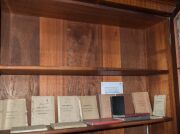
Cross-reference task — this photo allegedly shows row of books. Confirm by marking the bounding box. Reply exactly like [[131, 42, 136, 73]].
[[10, 118, 124, 133], [0, 92, 166, 133]]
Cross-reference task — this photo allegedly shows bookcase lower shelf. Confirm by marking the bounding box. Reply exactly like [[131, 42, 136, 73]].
[[1, 117, 172, 134]]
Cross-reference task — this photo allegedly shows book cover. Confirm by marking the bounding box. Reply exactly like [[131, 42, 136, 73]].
[[51, 122, 87, 130], [84, 118, 124, 126], [123, 94, 135, 115], [132, 92, 152, 114], [11, 125, 48, 133], [123, 114, 150, 121], [58, 96, 82, 123], [31, 96, 55, 125], [114, 113, 150, 121], [153, 95, 166, 117], [79, 96, 99, 120], [97, 94, 112, 118], [3, 99, 28, 130], [110, 96, 125, 118]]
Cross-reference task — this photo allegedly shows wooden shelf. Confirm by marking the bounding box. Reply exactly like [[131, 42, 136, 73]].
[[0, 65, 168, 76], [2, 0, 165, 28], [1, 117, 172, 134], [76, 0, 176, 15]]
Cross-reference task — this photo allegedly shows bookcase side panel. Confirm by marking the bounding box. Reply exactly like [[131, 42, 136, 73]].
[[146, 21, 176, 134]]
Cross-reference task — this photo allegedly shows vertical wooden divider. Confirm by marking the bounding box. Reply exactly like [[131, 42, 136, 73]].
[[62, 20, 102, 96], [120, 28, 148, 134], [40, 17, 64, 123], [101, 25, 124, 134]]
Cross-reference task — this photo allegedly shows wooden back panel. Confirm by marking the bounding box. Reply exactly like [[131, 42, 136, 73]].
[[0, 9, 176, 134]]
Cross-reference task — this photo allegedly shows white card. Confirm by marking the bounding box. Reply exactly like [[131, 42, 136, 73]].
[[101, 82, 123, 94]]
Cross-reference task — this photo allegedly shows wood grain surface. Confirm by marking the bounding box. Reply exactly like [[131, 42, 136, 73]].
[[146, 20, 177, 134], [0, 1, 177, 133], [0, 13, 39, 125], [4, 0, 164, 28], [104, 0, 175, 13]]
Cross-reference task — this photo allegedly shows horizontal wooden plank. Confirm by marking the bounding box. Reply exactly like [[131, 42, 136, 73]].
[[3, 0, 165, 28], [74, 0, 176, 15], [0, 65, 168, 76], [103, 0, 176, 13], [1, 117, 172, 134]]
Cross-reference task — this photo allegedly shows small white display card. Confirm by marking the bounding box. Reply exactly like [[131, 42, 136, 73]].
[[101, 82, 123, 94]]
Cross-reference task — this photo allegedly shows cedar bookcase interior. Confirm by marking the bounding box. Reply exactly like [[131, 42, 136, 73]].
[[0, 0, 177, 134]]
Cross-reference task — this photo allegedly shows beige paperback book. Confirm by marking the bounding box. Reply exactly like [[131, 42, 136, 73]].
[[132, 92, 152, 114], [152, 95, 166, 117], [1, 99, 28, 130], [57, 96, 82, 123], [31, 96, 55, 125], [97, 94, 112, 118], [79, 96, 99, 120]]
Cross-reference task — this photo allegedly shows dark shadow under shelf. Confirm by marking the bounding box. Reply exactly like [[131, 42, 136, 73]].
[[0, 65, 169, 76]]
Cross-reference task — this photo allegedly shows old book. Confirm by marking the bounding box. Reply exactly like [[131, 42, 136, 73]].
[[79, 96, 99, 120], [57, 96, 82, 123], [116, 113, 150, 121], [124, 94, 135, 115], [132, 92, 152, 114], [3, 99, 28, 130], [110, 96, 125, 118], [150, 115, 163, 119], [51, 122, 87, 130], [97, 94, 112, 118], [84, 118, 123, 126], [31, 96, 55, 125], [153, 95, 166, 117], [10, 125, 48, 133]]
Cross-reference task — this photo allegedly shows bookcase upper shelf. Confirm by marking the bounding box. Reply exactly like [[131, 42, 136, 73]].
[[3, 0, 165, 28], [0, 65, 168, 76]]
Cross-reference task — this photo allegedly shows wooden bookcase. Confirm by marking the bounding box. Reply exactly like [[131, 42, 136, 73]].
[[0, 0, 178, 134]]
